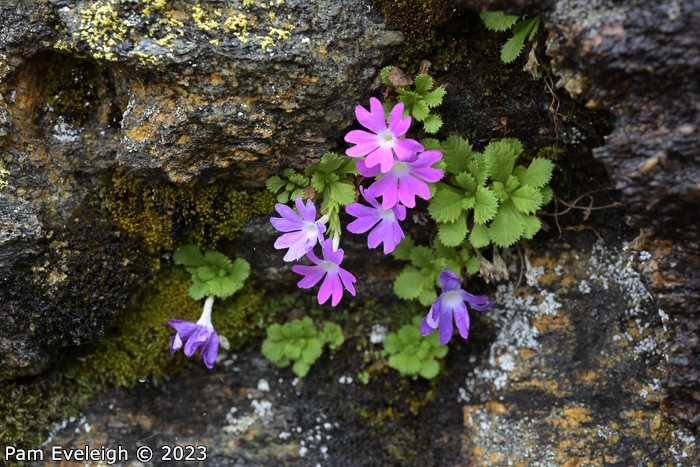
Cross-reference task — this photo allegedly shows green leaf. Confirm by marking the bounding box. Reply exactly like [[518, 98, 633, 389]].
[[505, 174, 521, 193], [301, 338, 324, 365], [418, 288, 438, 306], [285, 343, 302, 360], [437, 212, 468, 247], [383, 333, 402, 355], [428, 184, 466, 223], [322, 322, 345, 349], [328, 180, 357, 206], [521, 213, 542, 239], [261, 338, 287, 365], [469, 223, 491, 249], [422, 113, 443, 134], [391, 235, 415, 261], [474, 186, 499, 224], [266, 323, 284, 341], [173, 244, 207, 267], [411, 100, 430, 121], [207, 276, 238, 298], [501, 16, 540, 63], [465, 255, 482, 275], [421, 138, 442, 151], [409, 245, 435, 269], [511, 185, 543, 214], [419, 359, 440, 379], [194, 265, 216, 282], [441, 135, 472, 175], [228, 258, 251, 288], [432, 342, 448, 358], [394, 268, 434, 301], [454, 172, 477, 193], [480, 11, 520, 32], [188, 280, 209, 301], [266, 175, 286, 193], [483, 139, 520, 184], [379, 65, 393, 86], [389, 352, 422, 376], [204, 250, 233, 271], [489, 201, 525, 247], [413, 74, 434, 94], [292, 359, 311, 378], [423, 87, 446, 108], [540, 186, 553, 205], [518, 157, 555, 188]]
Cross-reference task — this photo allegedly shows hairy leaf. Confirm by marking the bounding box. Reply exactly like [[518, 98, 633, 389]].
[[422, 113, 443, 134], [423, 86, 446, 108], [413, 74, 434, 94], [469, 223, 491, 249], [519, 157, 554, 188], [489, 201, 525, 247], [173, 244, 207, 267], [511, 185, 543, 214], [437, 212, 468, 247], [480, 11, 520, 32], [474, 186, 499, 224], [428, 184, 467, 223], [441, 135, 473, 175]]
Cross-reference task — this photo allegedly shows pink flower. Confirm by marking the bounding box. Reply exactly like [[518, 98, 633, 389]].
[[345, 97, 424, 173], [357, 149, 444, 209], [270, 196, 327, 262], [292, 239, 356, 306], [420, 271, 494, 345], [346, 187, 406, 254]]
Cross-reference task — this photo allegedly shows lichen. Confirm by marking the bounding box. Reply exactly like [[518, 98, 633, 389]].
[[106, 167, 276, 254], [73, 266, 270, 387]]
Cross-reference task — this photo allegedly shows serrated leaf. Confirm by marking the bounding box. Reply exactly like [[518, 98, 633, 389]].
[[441, 135, 472, 175], [511, 185, 543, 214], [328, 180, 357, 206], [173, 244, 207, 267], [204, 250, 233, 270], [432, 342, 448, 358], [409, 245, 435, 270], [285, 343, 302, 360], [437, 212, 468, 247], [394, 267, 433, 300], [391, 235, 415, 261], [383, 334, 401, 355], [418, 288, 438, 306], [411, 100, 430, 121], [301, 338, 324, 365], [379, 65, 393, 86], [322, 322, 345, 349], [421, 138, 441, 151], [474, 186, 499, 224], [413, 74, 434, 94], [389, 353, 422, 376], [480, 11, 520, 32], [433, 236, 457, 259], [261, 338, 286, 365], [207, 276, 238, 298], [540, 186, 553, 205], [501, 16, 539, 63], [423, 86, 446, 108], [396, 88, 421, 107], [454, 172, 477, 193], [428, 185, 466, 223], [266, 323, 284, 341], [460, 196, 476, 211], [469, 223, 491, 249], [422, 113, 443, 134], [195, 265, 216, 282], [292, 359, 311, 378], [519, 157, 554, 188], [483, 139, 520, 184], [505, 174, 520, 193], [489, 201, 525, 247], [419, 359, 440, 379], [466, 255, 482, 275], [521, 213, 542, 239], [266, 175, 286, 193], [189, 280, 209, 301]]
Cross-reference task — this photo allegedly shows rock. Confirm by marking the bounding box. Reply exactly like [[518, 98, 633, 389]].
[[0, 196, 42, 269]]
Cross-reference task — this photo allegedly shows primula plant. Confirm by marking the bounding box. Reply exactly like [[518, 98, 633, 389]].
[[167, 244, 251, 368], [261, 317, 345, 378], [262, 65, 554, 379], [480, 11, 541, 63], [383, 316, 448, 380]]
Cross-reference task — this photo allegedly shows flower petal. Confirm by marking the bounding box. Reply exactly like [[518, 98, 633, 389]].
[[200, 331, 219, 369], [452, 303, 470, 339], [438, 304, 454, 345], [439, 270, 462, 292], [355, 97, 388, 134], [387, 102, 411, 136], [293, 264, 326, 288], [393, 137, 424, 161], [183, 326, 209, 357]]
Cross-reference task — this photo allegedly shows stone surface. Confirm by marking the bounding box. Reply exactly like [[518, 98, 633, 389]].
[[22, 240, 698, 466], [0, 0, 401, 380]]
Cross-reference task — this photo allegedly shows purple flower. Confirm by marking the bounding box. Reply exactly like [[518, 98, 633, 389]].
[[420, 270, 494, 345], [292, 238, 356, 306], [346, 187, 406, 254], [357, 149, 444, 209], [345, 97, 424, 173], [168, 296, 219, 368], [270, 196, 327, 262]]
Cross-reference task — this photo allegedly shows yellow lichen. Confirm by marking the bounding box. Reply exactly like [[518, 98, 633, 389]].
[[192, 4, 220, 31], [0, 167, 9, 190]]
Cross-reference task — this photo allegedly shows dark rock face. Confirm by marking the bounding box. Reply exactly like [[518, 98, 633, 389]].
[[0, 0, 401, 380], [467, 0, 700, 432]]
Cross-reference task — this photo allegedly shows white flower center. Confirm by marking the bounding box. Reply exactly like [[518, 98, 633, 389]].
[[378, 130, 395, 147], [390, 161, 410, 177], [302, 220, 319, 238], [321, 261, 339, 274], [442, 290, 463, 309]]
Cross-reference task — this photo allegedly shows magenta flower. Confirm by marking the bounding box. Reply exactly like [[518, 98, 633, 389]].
[[270, 196, 327, 262], [168, 296, 219, 368], [357, 149, 444, 209], [420, 271, 494, 345], [292, 238, 356, 306], [345, 97, 424, 173], [346, 187, 406, 254]]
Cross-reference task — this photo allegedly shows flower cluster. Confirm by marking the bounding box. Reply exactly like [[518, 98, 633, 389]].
[[270, 196, 356, 306]]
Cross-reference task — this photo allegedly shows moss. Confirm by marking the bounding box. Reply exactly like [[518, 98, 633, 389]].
[[74, 265, 270, 387], [106, 167, 276, 254], [371, 0, 452, 72], [42, 53, 103, 125], [0, 372, 93, 466]]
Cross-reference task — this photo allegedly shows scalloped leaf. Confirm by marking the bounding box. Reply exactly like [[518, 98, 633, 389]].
[[488, 201, 524, 247], [480, 11, 520, 32], [474, 186, 499, 224], [511, 185, 543, 214], [173, 244, 207, 267], [441, 135, 473, 175], [437, 212, 468, 247], [519, 157, 555, 188], [422, 113, 443, 134], [428, 185, 467, 223]]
